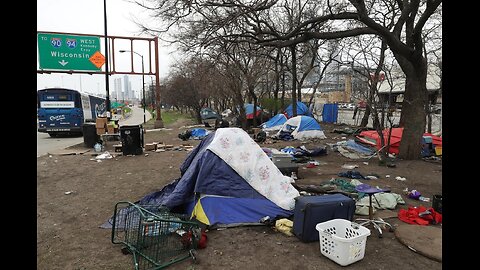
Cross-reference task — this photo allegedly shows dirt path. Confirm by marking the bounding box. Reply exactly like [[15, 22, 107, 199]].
[[37, 119, 442, 270]]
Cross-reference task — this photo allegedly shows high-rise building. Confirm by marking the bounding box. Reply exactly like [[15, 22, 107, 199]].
[[123, 75, 131, 102], [113, 77, 122, 101]]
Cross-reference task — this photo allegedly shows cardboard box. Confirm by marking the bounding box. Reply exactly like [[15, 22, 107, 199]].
[[107, 126, 115, 134], [96, 128, 106, 135], [96, 117, 108, 129], [145, 143, 157, 151]]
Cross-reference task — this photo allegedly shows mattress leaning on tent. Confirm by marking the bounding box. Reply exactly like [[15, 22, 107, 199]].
[[103, 127, 300, 228], [276, 115, 327, 140]]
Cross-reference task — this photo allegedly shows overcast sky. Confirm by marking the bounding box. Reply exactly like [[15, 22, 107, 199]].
[[37, 0, 178, 98]]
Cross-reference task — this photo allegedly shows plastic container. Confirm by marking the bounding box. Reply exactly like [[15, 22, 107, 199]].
[[120, 125, 144, 155], [432, 194, 442, 213], [316, 219, 371, 266], [82, 122, 99, 148]]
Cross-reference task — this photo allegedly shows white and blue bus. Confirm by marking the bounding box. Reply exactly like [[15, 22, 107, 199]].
[[37, 88, 106, 136]]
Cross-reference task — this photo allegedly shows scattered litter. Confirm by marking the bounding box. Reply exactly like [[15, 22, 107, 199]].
[[342, 164, 358, 169], [306, 163, 316, 168], [386, 175, 391, 178], [49, 155, 52, 158], [419, 196, 430, 202], [363, 162, 369, 165], [407, 189, 421, 199], [94, 143, 103, 152], [155, 149, 166, 152], [395, 176, 407, 181], [365, 175, 378, 180], [169, 166, 173, 169], [291, 172, 298, 181], [309, 161, 320, 166], [95, 151, 113, 160], [387, 163, 397, 168], [275, 218, 294, 236], [64, 191, 73, 195], [126, 172, 132, 175], [145, 153, 149, 157], [96, 160, 102, 162]]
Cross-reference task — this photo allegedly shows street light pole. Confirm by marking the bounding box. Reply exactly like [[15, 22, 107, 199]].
[[119, 50, 146, 125], [140, 54, 146, 125]]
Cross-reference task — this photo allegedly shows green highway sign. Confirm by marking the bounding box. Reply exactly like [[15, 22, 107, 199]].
[[37, 33, 103, 71]]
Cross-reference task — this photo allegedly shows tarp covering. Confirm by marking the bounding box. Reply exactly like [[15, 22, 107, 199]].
[[188, 195, 292, 226], [190, 128, 209, 139], [284, 101, 312, 118], [244, 104, 262, 119], [322, 103, 338, 123], [106, 128, 299, 227], [277, 115, 326, 140], [260, 114, 287, 131], [356, 128, 442, 155]]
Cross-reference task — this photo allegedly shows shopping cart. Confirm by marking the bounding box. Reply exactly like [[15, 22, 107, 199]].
[[111, 201, 201, 270]]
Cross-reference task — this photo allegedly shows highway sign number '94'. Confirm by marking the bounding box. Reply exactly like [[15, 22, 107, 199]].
[[38, 33, 103, 71]]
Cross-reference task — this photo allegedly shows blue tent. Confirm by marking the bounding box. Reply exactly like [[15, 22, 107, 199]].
[[277, 115, 326, 140], [105, 128, 299, 228], [284, 101, 312, 118], [244, 103, 262, 119], [260, 114, 287, 130]]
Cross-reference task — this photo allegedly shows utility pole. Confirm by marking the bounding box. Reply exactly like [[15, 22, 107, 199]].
[[103, 0, 111, 118]]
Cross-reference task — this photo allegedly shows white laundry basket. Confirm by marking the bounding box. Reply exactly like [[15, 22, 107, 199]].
[[316, 219, 371, 266]]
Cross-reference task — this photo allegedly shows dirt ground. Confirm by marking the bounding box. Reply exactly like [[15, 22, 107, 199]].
[[37, 118, 442, 270]]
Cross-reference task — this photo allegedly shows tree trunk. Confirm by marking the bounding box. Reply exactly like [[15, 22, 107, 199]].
[[360, 105, 370, 127], [398, 67, 428, 159], [249, 84, 258, 127], [290, 46, 298, 116], [274, 53, 280, 115]]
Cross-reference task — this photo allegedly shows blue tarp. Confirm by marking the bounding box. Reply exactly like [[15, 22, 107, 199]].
[[190, 128, 209, 139], [261, 114, 287, 129], [284, 101, 312, 118], [322, 103, 338, 123], [345, 139, 374, 155]]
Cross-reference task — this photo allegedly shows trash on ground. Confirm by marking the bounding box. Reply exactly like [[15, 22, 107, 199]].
[[395, 176, 407, 181], [342, 164, 359, 169], [95, 151, 113, 160], [64, 191, 73, 195], [275, 218, 294, 236]]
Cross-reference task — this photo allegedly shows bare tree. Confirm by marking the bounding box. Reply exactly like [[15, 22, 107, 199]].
[[136, 0, 441, 159]]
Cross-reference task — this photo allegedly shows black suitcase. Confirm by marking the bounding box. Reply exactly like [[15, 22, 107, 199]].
[[293, 194, 355, 242]]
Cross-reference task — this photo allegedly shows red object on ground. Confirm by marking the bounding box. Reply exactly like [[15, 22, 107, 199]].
[[356, 128, 442, 154], [398, 205, 442, 225], [182, 230, 208, 249]]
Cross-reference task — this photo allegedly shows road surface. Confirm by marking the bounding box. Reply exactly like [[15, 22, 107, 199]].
[[37, 106, 152, 157]]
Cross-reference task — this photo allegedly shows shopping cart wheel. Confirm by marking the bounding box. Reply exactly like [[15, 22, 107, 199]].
[[190, 249, 199, 264], [121, 246, 132, 255]]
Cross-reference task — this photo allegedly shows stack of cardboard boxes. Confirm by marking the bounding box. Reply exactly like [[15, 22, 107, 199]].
[[96, 117, 119, 135]]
